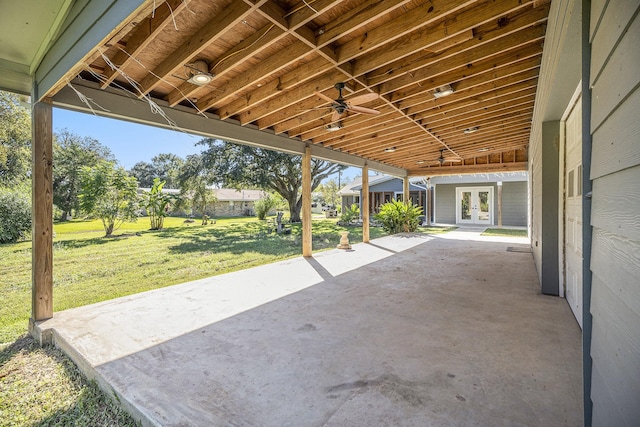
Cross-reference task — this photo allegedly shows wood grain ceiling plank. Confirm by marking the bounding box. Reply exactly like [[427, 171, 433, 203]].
[[315, 0, 414, 46], [432, 114, 532, 138], [292, 106, 398, 139], [425, 107, 535, 139], [241, 69, 346, 126], [354, 0, 536, 79], [219, 56, 333, 120], [396, 57, 540, 110], [196, 40, 312, 110], [405, 78, 538, 118], [138, 0, 258, 95], [363, 2, 549, 86], [166, 23, 285, 106], [320, 118, 419, 150], [336, 0, 476, 64], [379, 24, 546, 96], [286, 0, 344, 30], [419, 91, 536, 125], [331, 126, 426, 152], [101, 0, 188, 89]]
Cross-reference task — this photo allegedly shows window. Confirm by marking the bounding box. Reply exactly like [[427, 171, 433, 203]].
[[568, 169, 574, 198], [577, 164, 582, 196]]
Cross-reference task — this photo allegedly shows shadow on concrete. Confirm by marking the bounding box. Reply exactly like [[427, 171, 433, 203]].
[[37, 234, 582, 426]]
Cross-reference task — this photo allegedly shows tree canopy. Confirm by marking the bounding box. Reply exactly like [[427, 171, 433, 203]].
[[0, 92, 31, 186], [129, 153, 184, 188], [197, 139, 344, 222], [53, 129, 114, 220], [79, 161, 139, 236]]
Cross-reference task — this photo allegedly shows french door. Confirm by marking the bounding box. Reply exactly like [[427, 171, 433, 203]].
[[456, 187, 493, 225]]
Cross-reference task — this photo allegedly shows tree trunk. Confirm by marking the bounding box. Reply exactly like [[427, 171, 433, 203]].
[[289, 199, 301, 222]]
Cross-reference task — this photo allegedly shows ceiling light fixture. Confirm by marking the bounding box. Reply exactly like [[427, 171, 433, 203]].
[[186, 60, 213, 85], [325, 122, 342, 131], [416, 160, 425, 164], [463, 126, 479, 134], [478, 147, 490, 152], [433, 84, 455, 98], [384, 147, 397, 153]]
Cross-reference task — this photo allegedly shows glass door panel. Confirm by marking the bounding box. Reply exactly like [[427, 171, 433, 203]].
[[477, 191, 490, 221], [461, 191, 472, 220]]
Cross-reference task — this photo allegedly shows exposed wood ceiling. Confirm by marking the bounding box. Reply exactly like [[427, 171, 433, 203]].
[[74, 0, 550, 176]]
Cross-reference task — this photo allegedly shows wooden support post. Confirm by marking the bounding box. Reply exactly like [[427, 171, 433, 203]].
[[497, 182, 503, 227], [403, 177, 410, 203], [362, 165, 369, 243], [302, 145, 312, 257], [32, 101, 54, 322], [426, 181, 432, 226]]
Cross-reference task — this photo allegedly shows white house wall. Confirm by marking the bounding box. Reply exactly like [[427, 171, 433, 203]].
[[589, 0, 640, 424]]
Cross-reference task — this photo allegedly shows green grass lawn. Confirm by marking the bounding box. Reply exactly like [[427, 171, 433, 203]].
[[481, 228, 528, 238], [0, 216, 452, 426]]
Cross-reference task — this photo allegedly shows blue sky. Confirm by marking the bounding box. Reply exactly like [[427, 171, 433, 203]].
[[53, 108, 359, 182]]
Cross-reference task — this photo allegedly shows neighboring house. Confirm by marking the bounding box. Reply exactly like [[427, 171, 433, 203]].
[[208, 188, 267, 217], [138, 187, 267, 217], [336, 177, 362, 211], [343, 172, 528, 227]]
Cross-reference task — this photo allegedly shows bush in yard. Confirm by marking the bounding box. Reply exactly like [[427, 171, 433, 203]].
[[340, 203, 360, 223], [140, 178, 176, 230], [0, 186, 31, 243], [374, 199, 423, 234], [254, 194, 278, 220]]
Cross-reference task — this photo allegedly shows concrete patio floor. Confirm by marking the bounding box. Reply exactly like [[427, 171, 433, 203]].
[[34, 228, 583, 426]]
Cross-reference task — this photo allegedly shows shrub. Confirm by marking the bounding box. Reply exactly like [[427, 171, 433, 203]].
[[340, 203, 360, 223], [254, 194, 278, 220], [0, 186, 32, 243], [374, 199, 423, 234]]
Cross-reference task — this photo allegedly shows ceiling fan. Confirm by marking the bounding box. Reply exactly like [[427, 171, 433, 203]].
[[314, 82, 380, 124], [433, 148, 462, 165]]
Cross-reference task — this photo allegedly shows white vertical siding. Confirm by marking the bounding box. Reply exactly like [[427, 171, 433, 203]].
[[589, 1, 640, 424]]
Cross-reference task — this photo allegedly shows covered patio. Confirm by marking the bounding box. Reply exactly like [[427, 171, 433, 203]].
[[34, 230, 582, 426]]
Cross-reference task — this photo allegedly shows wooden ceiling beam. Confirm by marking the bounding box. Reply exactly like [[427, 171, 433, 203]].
[[363, 2, 549, 86], [100, 0, 188, 89], [314, 0, 414, 46], [379, 25, 546, 96], [406, 78, 538, 118], [397, 60, 540, 111], [336, 0, 476, 64], [432, 114, 532, 138], [166, 23, 286, 106], [294, 107, 399, 140], [409, 161, 528, 177], [355, 0, 537, 78], [196, 40, 312, 110], [333, 127, 428, 154], [419, 89, 536, 124], [218, 56, 334, 120], [138, 0, 259, 95]]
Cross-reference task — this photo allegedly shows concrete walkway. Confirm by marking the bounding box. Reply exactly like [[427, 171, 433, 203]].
[[35, 228, 582, 426]]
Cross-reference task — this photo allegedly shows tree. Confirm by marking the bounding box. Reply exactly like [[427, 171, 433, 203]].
[[53, 129, 114, 220], [317, 178, 340, 207], [198, 139, 345, 222], [140, 178, 176, 230], [0, 184, 31, 243], [177, 154, 216, 225], [79, 161, 139, 236], [0, 92, 31, 186], [129, 153, 184, 189], [129, 161, 156, 188]]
